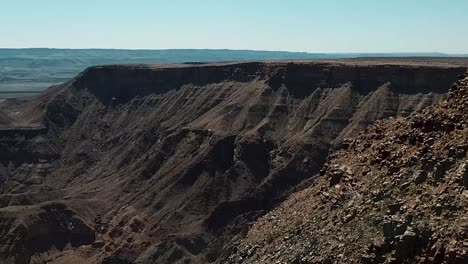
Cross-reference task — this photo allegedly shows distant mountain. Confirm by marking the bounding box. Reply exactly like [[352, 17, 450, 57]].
[[0, 49, 329, 73], [0, 49, 466, 99]]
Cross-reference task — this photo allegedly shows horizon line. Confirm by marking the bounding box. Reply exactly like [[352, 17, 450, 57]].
[[0, 47, 467, 55]]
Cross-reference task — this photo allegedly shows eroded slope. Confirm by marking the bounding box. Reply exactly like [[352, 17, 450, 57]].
[[0, 60, 466, 263], [225, 73, 468, 263]]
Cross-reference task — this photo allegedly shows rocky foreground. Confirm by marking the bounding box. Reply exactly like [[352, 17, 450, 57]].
[[225, 73, 468, 263], [0, 59, 467, 263]]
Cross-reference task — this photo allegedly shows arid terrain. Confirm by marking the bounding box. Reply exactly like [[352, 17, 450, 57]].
[[224, 67, 468, 264], [0, 58, 467, 263], [0, 49, 330, 100]]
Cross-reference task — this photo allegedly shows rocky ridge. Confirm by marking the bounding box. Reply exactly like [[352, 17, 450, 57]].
[[225, 73, 468, 263]]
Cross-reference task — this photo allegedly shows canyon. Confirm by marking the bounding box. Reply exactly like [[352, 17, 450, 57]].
[[225, 68, 468, 264], [0, 59, 467, 263]]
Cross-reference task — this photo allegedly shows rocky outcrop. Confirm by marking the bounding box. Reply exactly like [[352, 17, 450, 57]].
[[224, 72, 468, 263], [0, 59, 466, 263], [0, 201, 96, 264]]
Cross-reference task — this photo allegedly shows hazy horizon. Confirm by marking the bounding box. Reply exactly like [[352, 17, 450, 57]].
[[2, 0, 468, 53], [0, 48, 467, 56]]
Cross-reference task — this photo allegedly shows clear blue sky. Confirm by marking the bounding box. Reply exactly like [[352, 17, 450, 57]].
[[1, 0, 467, 53]]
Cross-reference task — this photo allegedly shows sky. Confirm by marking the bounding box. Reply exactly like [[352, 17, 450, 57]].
[[1, 0, 468, 53]]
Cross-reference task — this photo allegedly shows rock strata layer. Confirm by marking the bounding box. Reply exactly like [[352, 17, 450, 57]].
[[225, 71, 468, 263], [0, 59, 466, 263]]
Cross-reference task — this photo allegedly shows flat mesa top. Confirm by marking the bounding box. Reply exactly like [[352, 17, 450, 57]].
[[93, 57, 468, 70]]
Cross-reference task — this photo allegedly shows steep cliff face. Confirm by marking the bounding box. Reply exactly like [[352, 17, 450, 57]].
[[225, 72, 468, 264], [0, 60, 466, 263]]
